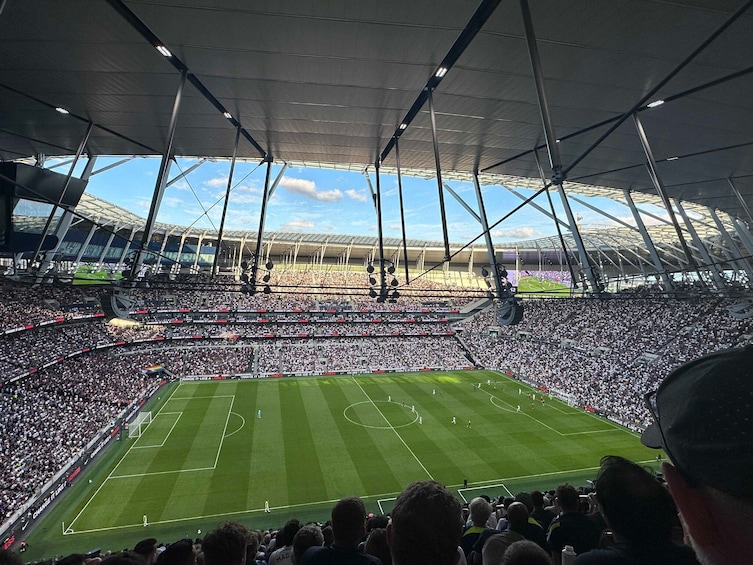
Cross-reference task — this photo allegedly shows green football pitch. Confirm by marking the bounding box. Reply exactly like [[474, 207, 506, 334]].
[[23, 371, 659, 560]]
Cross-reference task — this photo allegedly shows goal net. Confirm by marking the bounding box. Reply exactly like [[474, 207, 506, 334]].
[[128, 411, 153, 439]]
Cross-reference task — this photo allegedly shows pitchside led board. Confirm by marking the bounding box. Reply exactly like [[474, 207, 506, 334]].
[[0, 162, 88, 253]]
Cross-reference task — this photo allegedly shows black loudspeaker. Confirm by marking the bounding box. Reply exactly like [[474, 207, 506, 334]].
[[99, 289, 135, 320], [497, 300, 524, 326]]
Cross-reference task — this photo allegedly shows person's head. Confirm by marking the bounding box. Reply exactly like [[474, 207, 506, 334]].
[[530, 490, 545, 510], [292, 525, 324, 562], [513, 492, 533, 513], [387, 480, 462, 565], [505, 502, 529, 532], [641, 346, 753, 565], [555, 484, 579, 513], [321, 525, 334, 546], [202, 521, 251, 565], [133, 538, 158, 565], [99, 552, 145, 565], [276, 519, 301, 548], [468, 497, 492, 527], [595, 455, 678, 543], [331, 497, 367, 547], [499, 540, 550, 565], [366, 514, 389, 531], [364, 528, 391, 565], [56, 554, 87, 565], [156, 540, 195, 565], [245, 531, 260, 564]]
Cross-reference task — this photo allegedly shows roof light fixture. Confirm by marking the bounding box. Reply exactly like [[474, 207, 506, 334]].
[[55, 107, 69, 114], [646, 99, 665, 108], [223, 112, 233, 120], [156, 45, 172, 57], [399, 123, 407, 130], [667, 156, 679, 161], [435, 66, 448, 78]]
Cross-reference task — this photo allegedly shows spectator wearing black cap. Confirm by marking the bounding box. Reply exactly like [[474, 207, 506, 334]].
[[574, 455, 698, 564], [641, 346, 753, 565]]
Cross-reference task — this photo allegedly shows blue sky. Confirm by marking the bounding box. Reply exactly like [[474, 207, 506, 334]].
[[57, 156, 669, 245]]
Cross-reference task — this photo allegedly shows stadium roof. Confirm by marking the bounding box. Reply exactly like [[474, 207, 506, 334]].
[[1, 0, 753, 224]]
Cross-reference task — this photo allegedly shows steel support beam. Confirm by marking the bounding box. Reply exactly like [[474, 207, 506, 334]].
[[75, 222, 98, 263], [563, 0, 753, 177], [92, 156, 136, 176], [212, 127, 241, 278], [503, 186, 570, 230], [734, 218, 753, 260], [728, 177, 753, 226], [362, 169, 377, 211], [443, 182, 481, 223], [133, 69, 186, 277], [35, 155, 98, 281], [623, 189, 673, 289], [118, 228, 136, 268], [674, 200, 727, 288], [709, 207, 753, 282], [633, 112, 703, 284], [32, 122, 93, 263], [155, 227, 175, 272], [375, 158, 387, 296], [520, 0, 600, 292], [395, 138, 410, 285], [97, 230, 117, 266], [427, 87, 451, 260], [252, 158, 274, 289], [472, 170, 503, 297], [167, 158, 207, 187]]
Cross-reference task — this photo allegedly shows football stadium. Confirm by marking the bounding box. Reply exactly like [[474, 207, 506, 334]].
[[1, 2, 753, 565]]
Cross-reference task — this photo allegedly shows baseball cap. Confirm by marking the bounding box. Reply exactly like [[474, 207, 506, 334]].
[[641, 346, 753, 498]]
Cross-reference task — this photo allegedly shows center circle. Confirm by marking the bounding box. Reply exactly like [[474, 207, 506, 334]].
[[343, 401, 418, 429]]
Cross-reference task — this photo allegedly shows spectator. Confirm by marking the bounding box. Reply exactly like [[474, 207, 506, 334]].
[[269, 520, 301, 565], [499, 540, 550, 565], [574, 455, 698, 564], [293, 525, 325, 563], [641, 347, 753, 565], [387, 480, 462, 565], [480, 502, 546, 565], [531, 491, 555, 531], [157, 540, 196, 565], [363, 528, 391, 565], [300, 497, 380, 564], [133, 538, 158, 565], [546, 485, 600, 564], [461, 497, 494, 560], [202, 521, 251, 565]]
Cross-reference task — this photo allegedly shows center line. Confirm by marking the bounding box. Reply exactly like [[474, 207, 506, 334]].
[[351, 377, 434, 480]]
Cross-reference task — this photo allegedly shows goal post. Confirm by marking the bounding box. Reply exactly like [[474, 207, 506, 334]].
[[128, 411, 153, 439]]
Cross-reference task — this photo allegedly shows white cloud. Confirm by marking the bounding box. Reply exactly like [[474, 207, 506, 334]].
[[345, 189, 368, 202], [491, 227, 542, 239], [161, 196, 184, 208], [281, 219, 316, 230], [205, 177, 228, 187], [280, 176, 342, 202]]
